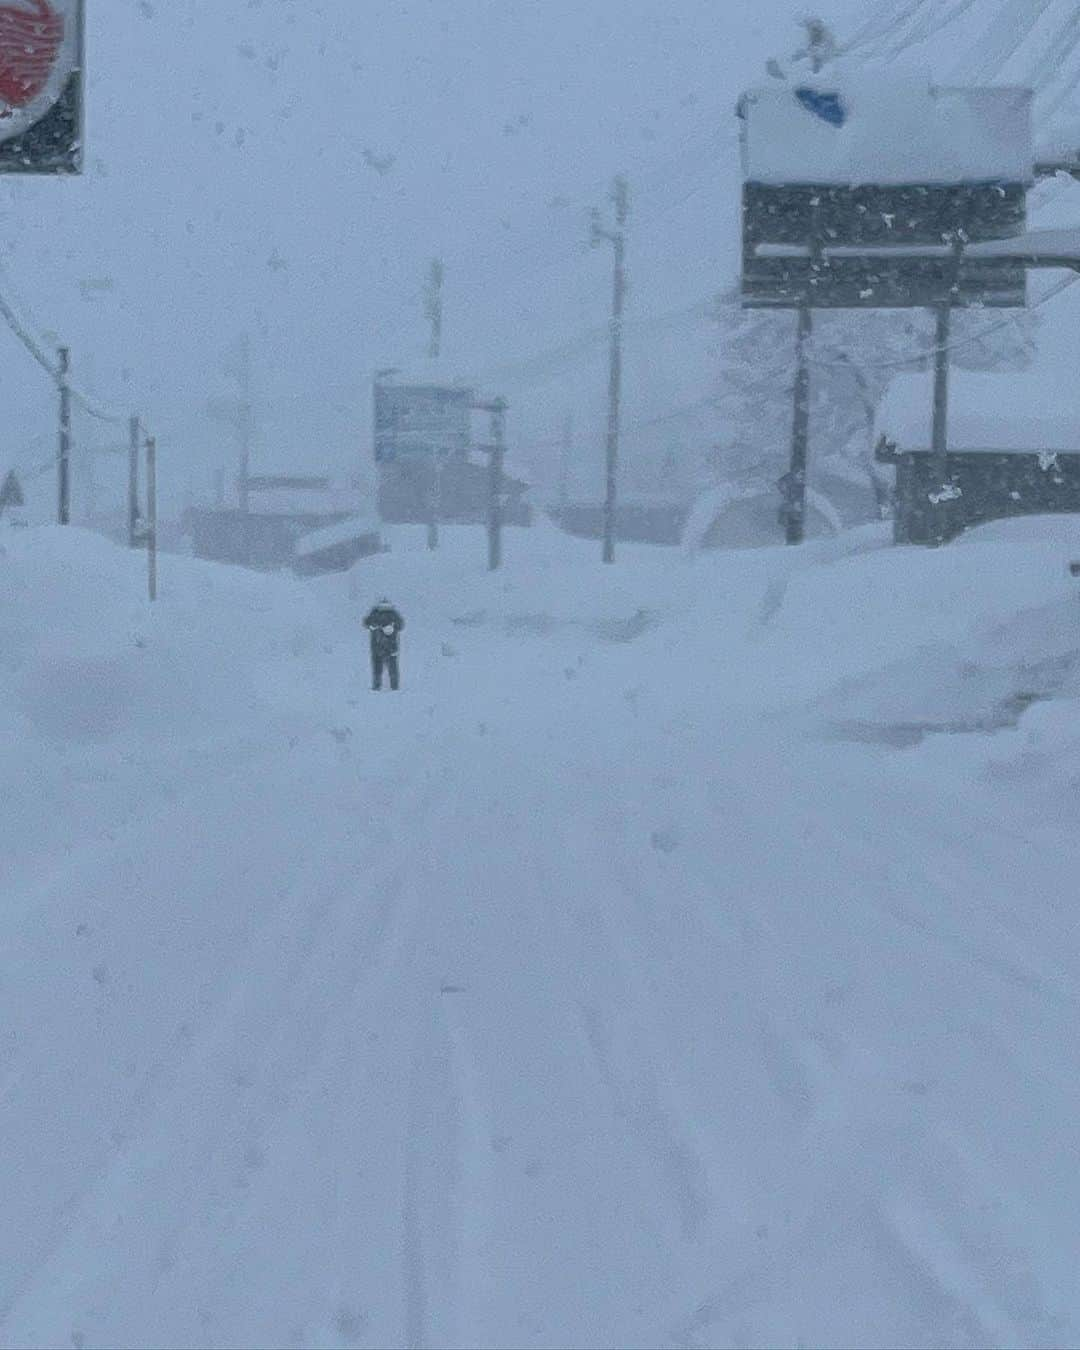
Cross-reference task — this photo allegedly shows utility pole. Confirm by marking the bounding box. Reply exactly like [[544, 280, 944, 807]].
[[128, 415, 141, 547], [559, 412, 573, 520], [424, 258, 444, 360], [146, 435, 158, 602], [488, 398, 507, 572], [474, 396, 508, 570], [57, 346, 71, 524], [427, 452, 442, 551], [591, 175, 629, 564], [237, 334, 252, 513]]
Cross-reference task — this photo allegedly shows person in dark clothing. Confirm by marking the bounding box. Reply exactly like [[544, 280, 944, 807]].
[[364, 598, 405, 690]]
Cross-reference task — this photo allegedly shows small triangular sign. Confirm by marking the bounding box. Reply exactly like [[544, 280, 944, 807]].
[[0, 470, 24, 510]]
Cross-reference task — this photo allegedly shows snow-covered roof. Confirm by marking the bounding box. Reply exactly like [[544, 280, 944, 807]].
[[741, 75, 1033, 185], [1036, 120, 1080, 167], [248, 486, 367, 517], [294, 514, 381, 557], [877, 370, 1080, 452]]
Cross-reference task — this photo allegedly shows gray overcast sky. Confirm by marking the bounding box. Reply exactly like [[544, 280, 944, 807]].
[[5, 0, 867, 507]]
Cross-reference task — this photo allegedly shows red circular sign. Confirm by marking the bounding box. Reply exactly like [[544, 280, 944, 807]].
[[0, 0, 79, 143]]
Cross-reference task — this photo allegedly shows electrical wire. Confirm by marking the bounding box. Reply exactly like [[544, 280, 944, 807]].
[[806, 271, 1080, 373], [957, 0, 1058, 83], [838, 0, 938, 58], [0, 267, 137, 429]]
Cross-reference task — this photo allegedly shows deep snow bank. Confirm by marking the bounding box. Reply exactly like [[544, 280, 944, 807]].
[[5, 518, 1080, 1348]]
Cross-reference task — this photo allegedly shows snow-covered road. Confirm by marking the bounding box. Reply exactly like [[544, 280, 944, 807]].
[[4, 522, 1080, 1347]]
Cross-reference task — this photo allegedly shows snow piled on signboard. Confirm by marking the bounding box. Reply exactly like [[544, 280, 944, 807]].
[[741, 72, 1033, 185]]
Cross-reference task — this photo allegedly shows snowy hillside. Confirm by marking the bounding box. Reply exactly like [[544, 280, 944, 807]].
[[5, 520, 1080, 1348]]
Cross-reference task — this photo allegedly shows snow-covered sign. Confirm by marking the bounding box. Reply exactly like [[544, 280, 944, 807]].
[[740, 75, 1032, 309], [740, 76, 1032, 186], [374, 383, 473, 463], [0, 0, 83, 174]]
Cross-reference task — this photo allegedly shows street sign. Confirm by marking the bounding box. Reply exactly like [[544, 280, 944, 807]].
[[0, 0, 83, 175], [373, 382, 473, 463], [0, 468, 24, 511]]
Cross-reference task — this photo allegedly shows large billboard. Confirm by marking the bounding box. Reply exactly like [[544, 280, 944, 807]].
[[0, 0, 83, 174], [739, 82, 1031, 309], [373, 382, 473, 463]]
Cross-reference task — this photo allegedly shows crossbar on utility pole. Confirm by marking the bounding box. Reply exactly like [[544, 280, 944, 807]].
[[146, 435, 158, 602], [128, 414, 141, 547], [57, 346, 71, 525], [592, 175, 629, 564]]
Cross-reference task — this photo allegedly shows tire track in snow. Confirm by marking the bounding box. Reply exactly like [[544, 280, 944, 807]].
[[402, 1006, 463, 1350], [517, 757, 717, 1254], [1, 743, 452, 1347]]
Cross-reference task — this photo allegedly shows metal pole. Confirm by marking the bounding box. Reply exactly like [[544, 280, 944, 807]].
[[57, 346, 71, 524], [593, 176, 628, 564], [427, 455, 441, 550], [931, 301, 951, 543], [238, 335, 251, 513], [488, 398, 507, 571], [128, 415, 141, 546], [559, 412, 572, 520], [786, 305, 812, 545], [425, 258, 444, 361], [146, 435, 158, 602]]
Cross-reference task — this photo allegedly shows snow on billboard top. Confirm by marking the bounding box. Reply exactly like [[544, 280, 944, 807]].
[[741, 75, 1032, 186], [877, 371, 1079, 453]]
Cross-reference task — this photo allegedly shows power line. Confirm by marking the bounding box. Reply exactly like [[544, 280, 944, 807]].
[[0, 265, 129, 425], [806, 272, 1080, 374]]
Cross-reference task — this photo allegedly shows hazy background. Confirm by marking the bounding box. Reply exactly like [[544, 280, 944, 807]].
[[1, 0, 872, 515]]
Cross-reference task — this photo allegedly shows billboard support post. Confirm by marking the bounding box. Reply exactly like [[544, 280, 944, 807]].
[[785, 304, 812, 545], [738, 83, 1032, 544]]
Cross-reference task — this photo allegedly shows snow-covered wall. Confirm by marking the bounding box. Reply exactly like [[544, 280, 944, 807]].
[[878, 369, 1080, 451]]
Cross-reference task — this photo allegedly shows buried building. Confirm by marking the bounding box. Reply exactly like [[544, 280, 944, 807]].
[[875, 370, 1080, 544]]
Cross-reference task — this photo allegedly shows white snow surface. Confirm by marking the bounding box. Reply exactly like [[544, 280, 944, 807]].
[[294, 515, 383, 558], [742, 74, 1032, 185], [877, 369, 1080, 452], [5, 518, 1080, 1348]]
